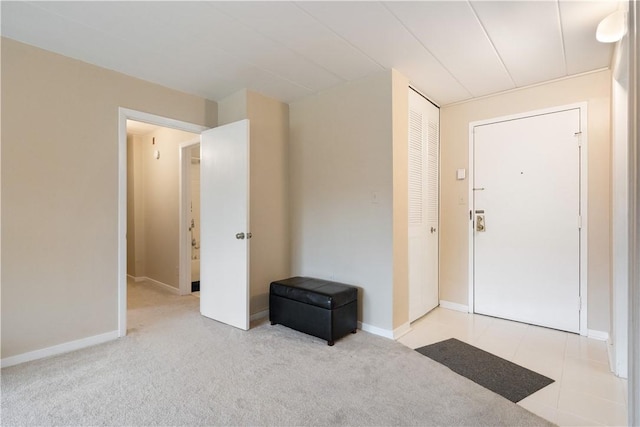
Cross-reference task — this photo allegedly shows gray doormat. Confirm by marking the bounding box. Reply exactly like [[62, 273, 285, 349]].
[[415, 338, 554, 403]]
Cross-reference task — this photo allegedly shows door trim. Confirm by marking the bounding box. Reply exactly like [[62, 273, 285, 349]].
[[118, 108, 208, 337], [467, 102, 588, 336], [179, 138, 201, 296]]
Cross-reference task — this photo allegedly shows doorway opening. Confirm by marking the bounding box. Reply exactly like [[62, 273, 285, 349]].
[[179, 140, 202, 298], [118, 108, 208, 337]]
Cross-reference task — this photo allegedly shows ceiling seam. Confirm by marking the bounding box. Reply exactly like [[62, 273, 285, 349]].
[[197, 2, 317, 95], [206, 3, 347, 86], [293, 1, 385, 76], [19, 1, 229, 100], [555, 0, 569, 77], [27, 1, 316, 100], [22, 1, 168, 57], [442, 67, 610, 108], [382, 2, 473, 98], [467, 0, 517, 88]]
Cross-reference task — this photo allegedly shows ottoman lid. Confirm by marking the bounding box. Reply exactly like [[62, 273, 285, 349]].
[[270, 277, 357, 310]]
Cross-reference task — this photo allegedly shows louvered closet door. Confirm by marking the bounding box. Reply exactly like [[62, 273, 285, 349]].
[[408, 89, 439, 323]]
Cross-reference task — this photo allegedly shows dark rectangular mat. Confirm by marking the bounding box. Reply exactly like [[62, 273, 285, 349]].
[[415, 338, 554, 403]]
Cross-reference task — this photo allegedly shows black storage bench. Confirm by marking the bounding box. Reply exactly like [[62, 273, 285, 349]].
[[269, 277, 357, 346]]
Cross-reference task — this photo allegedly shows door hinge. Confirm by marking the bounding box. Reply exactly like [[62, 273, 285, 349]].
[[574, 131, 582, 146], [578, 296, 582, 311], [578, 216, 582, 229]]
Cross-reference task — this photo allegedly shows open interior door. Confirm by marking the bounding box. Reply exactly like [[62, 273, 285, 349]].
[[200, 119, 250, 330]]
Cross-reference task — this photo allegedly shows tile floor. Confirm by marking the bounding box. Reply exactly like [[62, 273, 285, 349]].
[[398, 307, 628, 426]]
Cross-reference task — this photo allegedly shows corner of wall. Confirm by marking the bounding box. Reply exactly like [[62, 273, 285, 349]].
[[391, 69, 410, 330], [217, 89, 248, 126], [205, 99, 219, 128], [245, 90, 291, 315]]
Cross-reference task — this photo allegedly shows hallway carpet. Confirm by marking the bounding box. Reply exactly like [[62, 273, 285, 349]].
[[1, 281, 552, 426]]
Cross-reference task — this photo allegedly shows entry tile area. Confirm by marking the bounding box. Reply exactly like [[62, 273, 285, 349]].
[[398, 307, 628, 427]]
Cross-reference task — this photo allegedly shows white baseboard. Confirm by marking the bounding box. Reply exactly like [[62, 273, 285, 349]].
[[1, 330, 119, 368], [439, 300, 469, 313], [127, 274, 146, 283], [250, 309, 269, 322], [393, 322, 411, 339], [358, 322, 393, 339], [587, 329, 609, 341], [607, 337, 615, 374], [141, 277, 180, 295]]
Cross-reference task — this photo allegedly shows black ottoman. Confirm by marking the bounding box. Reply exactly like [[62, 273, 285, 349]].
[[269, 277, 357, 346]]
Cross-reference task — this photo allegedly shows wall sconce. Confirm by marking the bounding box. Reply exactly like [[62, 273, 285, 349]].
[[596, 10, 627, 43]]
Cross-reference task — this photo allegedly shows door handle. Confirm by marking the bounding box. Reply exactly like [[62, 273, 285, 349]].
[[235, 232, 245, 240], [476, 215, 486, 232], [430, 227, 437, 233]]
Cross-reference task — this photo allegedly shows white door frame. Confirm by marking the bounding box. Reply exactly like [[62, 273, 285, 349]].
[[467, 102, 588, 336], [179, 138, 201, 296], [118, 108, 208, 337]]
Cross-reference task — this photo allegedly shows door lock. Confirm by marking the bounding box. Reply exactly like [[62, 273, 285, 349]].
[[235, 232, 245, 240]]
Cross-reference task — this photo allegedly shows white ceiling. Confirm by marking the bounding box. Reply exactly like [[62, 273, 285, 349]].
[[1, 1, 620, 106]]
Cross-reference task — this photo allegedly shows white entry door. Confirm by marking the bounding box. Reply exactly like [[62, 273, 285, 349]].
[[408, 90, 439, 322], [473, 108, 582, 333], [200, 120, 250, 331]]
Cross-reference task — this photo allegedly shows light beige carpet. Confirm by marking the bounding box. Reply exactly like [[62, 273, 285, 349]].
[[1, 281, 553, 426]]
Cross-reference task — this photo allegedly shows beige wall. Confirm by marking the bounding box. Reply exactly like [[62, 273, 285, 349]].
[[217, 89, 291, 315], [1, 38, 217, 358], [391, 70, 410, 330], [217, 90, 248, 126], [440, 69, 612, 332], [135, 127, 199, 288], [246, 91, 291, 313], [131, 135, 146, 277], [126, 135, 138, 276], [127, 134, 149, 279], [289, 70, 396, 331]]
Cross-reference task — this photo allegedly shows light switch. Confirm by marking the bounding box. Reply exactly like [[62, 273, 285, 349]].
[[456, 169, 466, 180]]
